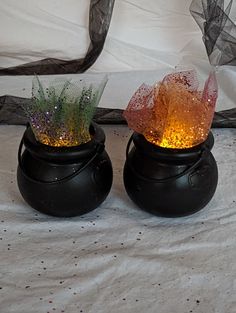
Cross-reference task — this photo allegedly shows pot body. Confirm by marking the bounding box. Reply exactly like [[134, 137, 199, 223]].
[[123, 132, 218, 217], [17, 123, 113, 217]]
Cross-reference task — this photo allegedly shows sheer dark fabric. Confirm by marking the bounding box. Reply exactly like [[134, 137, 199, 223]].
[[0, 0, 115, 75], [1, 95, 235, 127], [190, 0, 236, 66]]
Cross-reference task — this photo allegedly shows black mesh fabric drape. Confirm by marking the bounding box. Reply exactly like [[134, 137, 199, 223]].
[[0, 0, 115, 75], [1, 95, 236, 127], [190, 0, 236, 66]]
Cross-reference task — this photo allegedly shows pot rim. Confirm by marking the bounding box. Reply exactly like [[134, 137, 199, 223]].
[[22, 122, 105, 161], [132, 131, 214, 161]]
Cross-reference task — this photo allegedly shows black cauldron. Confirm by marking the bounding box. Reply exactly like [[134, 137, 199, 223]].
[[17, 123, 113, 217], [123, 132, 218, 217]]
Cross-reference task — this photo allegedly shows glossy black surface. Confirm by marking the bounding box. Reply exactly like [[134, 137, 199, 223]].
[[123, 132, 218, 217], [17, 123, 113, 217]]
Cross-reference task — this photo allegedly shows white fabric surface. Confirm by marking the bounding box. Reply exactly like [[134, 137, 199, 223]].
[[0, 0, 90, 67], [1, 65, 236, 112], [0, 125, 236, 313], [1, 0, 236, 71]]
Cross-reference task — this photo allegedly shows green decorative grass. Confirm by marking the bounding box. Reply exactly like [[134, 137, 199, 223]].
[[23, 76, 107, 147]]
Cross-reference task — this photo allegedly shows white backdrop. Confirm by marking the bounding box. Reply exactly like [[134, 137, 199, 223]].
[[0, 0, 216, 70], [0, 0, 236, 111]]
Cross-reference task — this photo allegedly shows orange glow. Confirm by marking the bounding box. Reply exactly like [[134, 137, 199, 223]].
[[124, 70, 217, 149], [144, 83, 214, 149], [35, 131, 91, 147]]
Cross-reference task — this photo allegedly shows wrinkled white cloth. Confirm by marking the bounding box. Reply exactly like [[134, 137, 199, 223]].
[[1, 0, 236, 113], [1, 0, 236, 72], [1, 66, 236, 112], [0, 125, 236, 313]]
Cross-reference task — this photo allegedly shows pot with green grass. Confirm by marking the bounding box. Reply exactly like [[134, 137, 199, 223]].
[[17, 76, 113, 217]]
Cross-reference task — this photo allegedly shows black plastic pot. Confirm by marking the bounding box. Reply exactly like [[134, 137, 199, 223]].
[[123, 132, 218, 217], [17, 123, 113, 217]]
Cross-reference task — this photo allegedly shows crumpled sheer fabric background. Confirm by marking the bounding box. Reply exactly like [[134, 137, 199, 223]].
[[1, 0, 236, 72], [0, 0, 236, 113], [190, 0, 236, 66], [0, 0, 115, 75], [0, 125, 236, 313], [0, 66, 236, 112]]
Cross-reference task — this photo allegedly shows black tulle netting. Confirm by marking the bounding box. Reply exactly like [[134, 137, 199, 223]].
[[1, 95, 236, 128], [190, 0, 236, 66], [0, 0, 115, 75]]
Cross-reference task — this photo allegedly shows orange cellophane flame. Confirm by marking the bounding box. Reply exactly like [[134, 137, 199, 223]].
[[123, 70, 218, 149]]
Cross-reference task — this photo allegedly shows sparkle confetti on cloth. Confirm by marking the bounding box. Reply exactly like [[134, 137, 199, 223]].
[[190, 0, 236, 66], [22, 76, 107, 147], [123, 70, 218, 149]]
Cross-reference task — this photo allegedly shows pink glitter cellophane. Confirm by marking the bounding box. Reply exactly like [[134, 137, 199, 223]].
[[123, 70, 218, 149]]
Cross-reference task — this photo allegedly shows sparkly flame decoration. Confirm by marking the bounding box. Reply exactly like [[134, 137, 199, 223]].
[[124, 70, 218, 149], [24, 76, 107, 147]]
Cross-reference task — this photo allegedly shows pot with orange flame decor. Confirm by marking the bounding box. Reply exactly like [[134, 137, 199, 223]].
[[123, 70, 218, 217]]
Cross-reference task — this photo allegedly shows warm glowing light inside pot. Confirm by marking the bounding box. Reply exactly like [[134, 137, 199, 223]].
[[34, 130, 91, 147], [143, 84, 213, 148], [144, 118, 210, 149], [124, 70, 217, 149]]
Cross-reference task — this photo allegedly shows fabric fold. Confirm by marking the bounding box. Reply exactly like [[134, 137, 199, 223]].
[[0, 0, 115, 75]]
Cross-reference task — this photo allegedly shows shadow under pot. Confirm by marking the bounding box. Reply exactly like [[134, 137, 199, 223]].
[[17, 123, 113, 217], [123, 132, 218, 217]]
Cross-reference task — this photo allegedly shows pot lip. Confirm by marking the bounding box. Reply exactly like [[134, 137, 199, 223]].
[[132, 131, 214, 160], [22, 122, 105, 161]]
